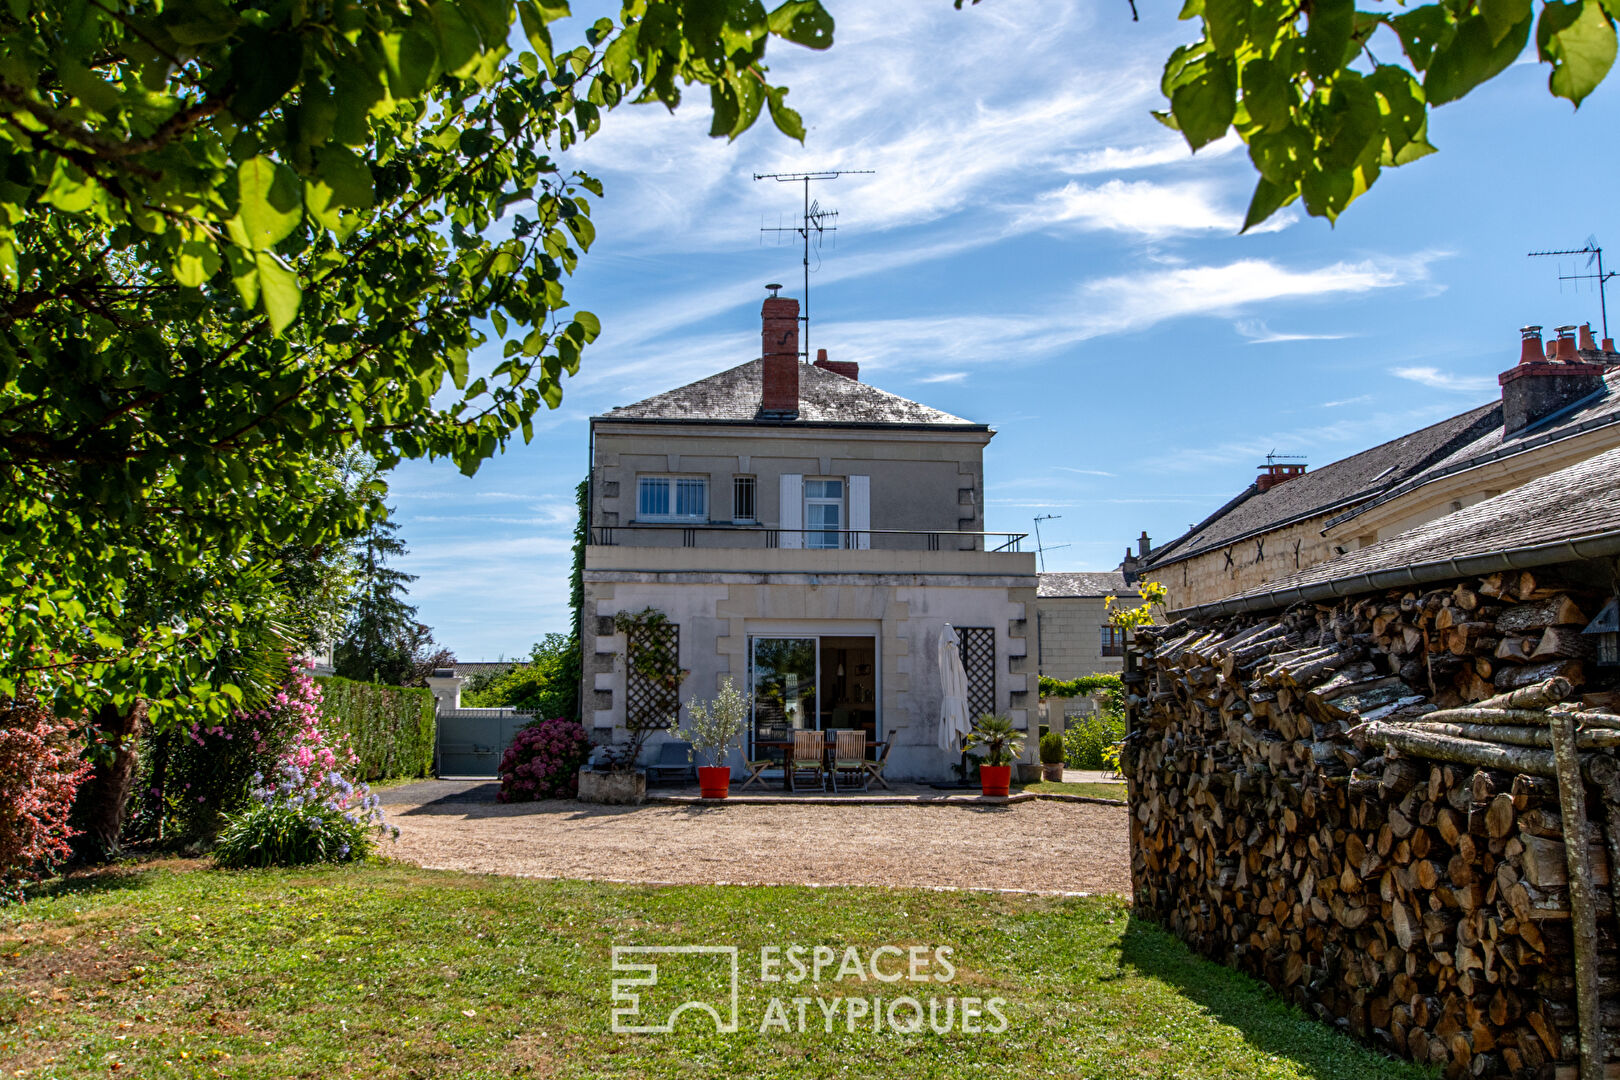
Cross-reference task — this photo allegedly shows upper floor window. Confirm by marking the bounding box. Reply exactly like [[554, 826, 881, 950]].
[[1100, 625, 1125, 657], [733, 476, 757, 523], [639, 476, 707, 521], [805, 479, 843, 549]]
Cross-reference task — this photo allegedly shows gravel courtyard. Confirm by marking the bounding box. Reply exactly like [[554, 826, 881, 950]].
[[380, 782, 1132, 895]]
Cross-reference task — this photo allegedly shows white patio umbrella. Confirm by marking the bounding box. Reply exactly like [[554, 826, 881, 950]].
[[937, 624, 973, 752]]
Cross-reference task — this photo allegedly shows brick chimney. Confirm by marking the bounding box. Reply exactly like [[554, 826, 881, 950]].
[[813, 347, 860, 381], [1255, 461, 1306, 493], [1500, 325, 1606, 436], [760, 285, 800, 418]]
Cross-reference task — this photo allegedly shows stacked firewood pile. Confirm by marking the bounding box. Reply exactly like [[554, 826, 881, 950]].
[[1126, 569, 1620, 1080]]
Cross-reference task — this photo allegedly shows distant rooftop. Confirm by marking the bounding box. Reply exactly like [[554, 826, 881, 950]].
[[597, 359, 984, 429], [1038, 571, 1130, 598]]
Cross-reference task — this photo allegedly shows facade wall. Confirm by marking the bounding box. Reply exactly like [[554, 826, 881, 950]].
[[580, 547, 1038, 780], [1150, 510, 1343, 612], [590, 423, 990, 549], [1034, 595, 1127, 677]]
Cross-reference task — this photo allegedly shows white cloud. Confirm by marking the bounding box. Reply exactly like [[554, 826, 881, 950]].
[[1391, 366, 1498, 392], [1059, 136, 1240, 175], [916, 371, 968, 384], [1028, 179, 1295, 239], [1055, 466, 1115, 477], [1321, 394, 1373, 408], [1235, 319, 1353, 345]]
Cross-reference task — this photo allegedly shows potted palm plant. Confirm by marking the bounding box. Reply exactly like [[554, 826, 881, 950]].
[[684, 677, 751, 799], [964, 712, 1025, 797], [1039, 731, 1065, 782]]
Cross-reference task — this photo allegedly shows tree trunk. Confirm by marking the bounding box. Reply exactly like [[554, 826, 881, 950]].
[[72, 700, 147, 863]]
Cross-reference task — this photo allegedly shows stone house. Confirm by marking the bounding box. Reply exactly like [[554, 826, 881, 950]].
[[580, 290, 1039, 780], [1034, 571, 1131, 677], [1131, 323, 1620, 612]]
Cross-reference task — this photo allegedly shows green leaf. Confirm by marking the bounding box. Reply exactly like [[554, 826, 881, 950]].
[[766, 85, 804, 142], [517, 1, 557, 74], [572, 310, 601, 341], [39, 157, 99, 213], [1248, 124, 1311, 185], [1241, 176, 1296, 232], [1168, 53, 1236, 150], [255, 251, 301, 335], [1539, 0, 1617, 105], [1425, 11, 1530, 104], [381, 29, 440, 99], [1204, 0, 1249, 56], [1482, 0, 1533, 45], [768, 1, 835, 49], [230, 29, 302, 122], [224, 245, 259, 309], [1366, 64, 1427, 151], [228, 156, 303, 251], [1305, 0, 1355, 81], [1240, 56, 1293, 131], [1391, 5, 1455, 71], [172, 232, 222, 288], [304, 146, 374, 234]]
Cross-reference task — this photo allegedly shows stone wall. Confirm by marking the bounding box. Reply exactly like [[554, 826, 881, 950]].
[[1035, 594, 1126, 677]]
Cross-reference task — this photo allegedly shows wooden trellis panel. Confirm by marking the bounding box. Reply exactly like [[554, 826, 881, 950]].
[[957, 626, 996, 720], [624, 622, 680, 730]]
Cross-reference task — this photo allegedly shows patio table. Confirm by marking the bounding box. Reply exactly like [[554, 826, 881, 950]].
[[751, 736, 888, 791]]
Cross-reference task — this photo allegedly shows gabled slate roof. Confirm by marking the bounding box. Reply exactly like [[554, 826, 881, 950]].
[[1141, 403, 1502, 570], [1326, 367, 1620, 531], [1198, 445, 1620, 615], [596, 359, 983, 428], [1038, 571, 1130, 598]]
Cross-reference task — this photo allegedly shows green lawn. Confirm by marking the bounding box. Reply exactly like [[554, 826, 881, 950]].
[[1015, 780, 1128, 801], [0, 861, 1433, 1080]]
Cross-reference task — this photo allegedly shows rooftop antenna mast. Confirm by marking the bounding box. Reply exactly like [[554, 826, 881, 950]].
[[1529, 238, 1617, 341], [1032, 514, 1069, 573], [754, 169, 873, 363]]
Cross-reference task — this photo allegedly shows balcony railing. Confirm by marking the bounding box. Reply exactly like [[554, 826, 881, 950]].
[[591, 524, 1027, 552]]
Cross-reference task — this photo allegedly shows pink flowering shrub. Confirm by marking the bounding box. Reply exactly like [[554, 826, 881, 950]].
[[0, 698, 91, 900], [498, 719, 591, 802], [132, 660, 356, 846]]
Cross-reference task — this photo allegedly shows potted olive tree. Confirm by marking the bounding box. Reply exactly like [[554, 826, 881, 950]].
[[963, 713, 1025, 797], [684, 677, 751, 799], [1039, 732, 1065, 782]]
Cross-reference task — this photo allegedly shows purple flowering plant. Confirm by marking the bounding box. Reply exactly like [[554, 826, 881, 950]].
[[498, 718, 591, 802]]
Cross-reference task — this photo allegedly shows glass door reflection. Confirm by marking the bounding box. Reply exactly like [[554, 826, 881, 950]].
[[750, 637, 818, 763]]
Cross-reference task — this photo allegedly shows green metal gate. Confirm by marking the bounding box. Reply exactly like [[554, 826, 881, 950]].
[[436, 708, 533, 778]]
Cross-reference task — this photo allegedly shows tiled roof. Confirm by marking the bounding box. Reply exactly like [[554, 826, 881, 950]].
[[1141, 403, 1502, 569], [1038, 571, 1130, 598], [1326, 367, 1620, 530], [597, 359, 982, 427], [1216, 445, 1620, 607]]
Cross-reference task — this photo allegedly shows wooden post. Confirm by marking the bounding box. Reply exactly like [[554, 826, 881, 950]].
[[1548, 712, 1606, 1080]]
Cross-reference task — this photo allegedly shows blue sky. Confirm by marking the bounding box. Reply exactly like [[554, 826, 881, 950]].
[[388, 1, 1620, 660]]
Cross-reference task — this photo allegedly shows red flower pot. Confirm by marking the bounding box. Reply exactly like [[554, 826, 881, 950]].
[[698, 766, 732, 799], [979, 764, 1012, 797]]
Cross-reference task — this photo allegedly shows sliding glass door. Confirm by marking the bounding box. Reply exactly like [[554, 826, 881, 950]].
[[748, 634, 879, 762]]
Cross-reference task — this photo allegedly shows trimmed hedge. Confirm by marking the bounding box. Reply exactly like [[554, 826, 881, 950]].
[[313, 676, 436, 781]]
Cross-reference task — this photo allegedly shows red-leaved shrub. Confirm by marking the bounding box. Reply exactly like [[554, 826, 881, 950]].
[[1, 699, 91, 899], [498, 719, 591, 802]]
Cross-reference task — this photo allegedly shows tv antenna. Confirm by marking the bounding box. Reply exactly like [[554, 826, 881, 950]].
[[1032, 514, 1070, 572], [1529, 237, 1617, 341], [1265, 450, 1307, 467], [755, 169, 873, 364]]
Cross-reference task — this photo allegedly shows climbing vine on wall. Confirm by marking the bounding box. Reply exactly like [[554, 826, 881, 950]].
[[613, 608, 688, 732]]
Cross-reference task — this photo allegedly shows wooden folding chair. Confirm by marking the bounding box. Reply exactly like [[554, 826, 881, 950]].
[[863, 740, 893, 791], [830, 730, 868, 792], [787, 729, 828, 792], [739, 752, 774, 791]]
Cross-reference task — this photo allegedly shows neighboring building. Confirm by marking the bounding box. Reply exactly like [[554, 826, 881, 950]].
[[579, 290, 1039, 780], [1132, 323, 1620, 611], [1034, 571, 1131, 677]]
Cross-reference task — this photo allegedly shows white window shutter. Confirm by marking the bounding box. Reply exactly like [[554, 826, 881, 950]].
[[778, 473, 803, 548], [848, 475, 871, 550]]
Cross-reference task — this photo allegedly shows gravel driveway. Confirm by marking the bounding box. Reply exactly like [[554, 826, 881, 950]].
[[380, 782, 1131, 895]]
